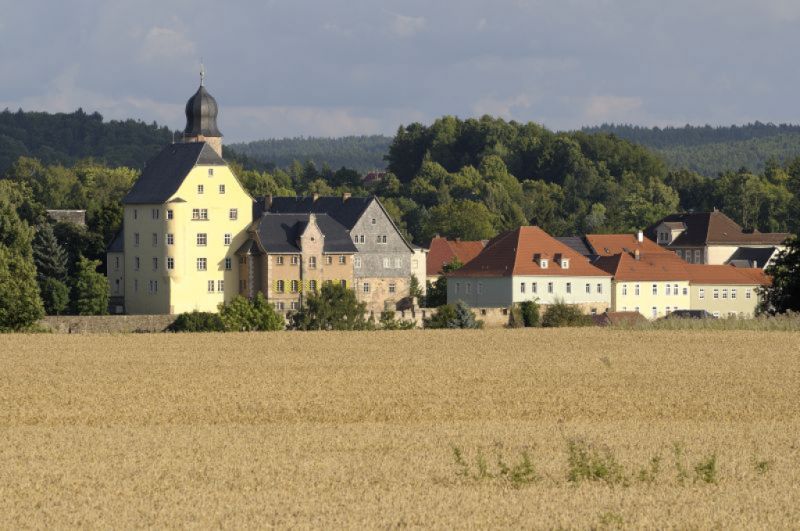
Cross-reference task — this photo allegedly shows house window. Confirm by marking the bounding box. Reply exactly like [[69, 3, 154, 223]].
[[713, 289, 719, 299], [224, 257, 232, 270], [229, 208, 238, 220], [520, 282, 526, 293], [383, 258, 390, 268], [532, 282, 537, 294], [149, 280, 158, 294], [694, 250, 702, 263], [339, 256, 346, 265], [309, 256, 317, 269], [192, 208, 208, 220], [291, 301, 299, 310], [652, 284, 658, 296], [388, 282, 396, 294], [167, 210, 173, 220], [635, 284, 640, 296], [218, 280, 224, 292], [309, 280, 317, 292], [355, 256, 362, 268], [133, 209, 138, 220], [722, 289, 728, 299], [224, 233, 231, 246], [152, 233, 158, 246], [683, 287, 688, 295], [746, 290, 752, 299], [540, 259, 549, 269], [152, 257, 158, 271], [597, 284, 603, 294], [377, 235, 387, 244], [291, 256, 299, 265], [566, 282, 572, 294], [134, 279, 138, 292], [547, 282, 554, 294], [371, 218, 377, 225], [325, 255, 333, 265], [152, 208, 159, 220], [275, 256, 284, 265], [455, 283, 460, 295], [219, 184, 226, 194], [208, 168, 214, 177], [274, 301, 285, 311], [732, 289, 737, 299], [114, 257, 120, 270], [586, 283, 592, 294], [622, 284, 627, 296], [676, 250, 682, 258], [652, 307, 658, 318], [276, 280, 285, 293], [465, 283, 471, 294], [699, 288, 705, 299], [166, 233, 174, 245], [477, 282, 483, 295], [290, 280, 299, 293], [167, 257, 174, 270], [197, 258, 207, 271], [353, 235, 359, 244], [134, 233, 140, 247], [360, 235, 365, 244], [134, 257, 140, 271], [394, 258, 402, 268], [197, 233, 207, 246], [363, 282, 370, 293], [673, 284, 678, 295], [198, 184, 204, 194], [208, 280, 215, 293], [666, 284, 671, 296]]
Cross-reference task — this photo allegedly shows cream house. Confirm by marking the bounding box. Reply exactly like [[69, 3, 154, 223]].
[[686, 265, 769, 318]]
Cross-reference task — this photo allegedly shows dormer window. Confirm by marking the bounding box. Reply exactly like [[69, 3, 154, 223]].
[[561, 258, 570, 269], [540, 259, 549, 269]]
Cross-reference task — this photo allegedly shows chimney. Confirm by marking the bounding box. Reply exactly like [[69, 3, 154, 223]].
[[634, 249, 641, 261], [637, 230, 643, 243], [343, 192, 351, 201], [752, 260, 758, 269], [312, 193, 319, 202]]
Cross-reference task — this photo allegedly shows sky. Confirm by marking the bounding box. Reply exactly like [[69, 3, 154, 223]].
[[1, 0, 799, 142]]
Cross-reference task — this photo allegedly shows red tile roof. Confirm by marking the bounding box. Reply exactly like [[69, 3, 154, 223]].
[[585, 233, 673, 256], [685, 264, 771, 286], [592, 252, 690, 281], [426, 237, 486, 276], [450, 226, 610, 278]]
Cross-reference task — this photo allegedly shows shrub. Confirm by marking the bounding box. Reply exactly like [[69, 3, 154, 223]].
[[379, 310, 415, 330], [425, 301, 482, 329], [219, 293, 284, 331], [541, 300, 593, 328], [168, 311, 225, 332], [566, 439, 627, 485], [40, 277, 70, 315], [520, 300, 541, 327], [71, 256, 108, 315], [290, 283, 369, 330]]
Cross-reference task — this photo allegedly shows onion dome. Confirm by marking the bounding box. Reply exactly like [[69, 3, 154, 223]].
[[184, 85, 222, 138]]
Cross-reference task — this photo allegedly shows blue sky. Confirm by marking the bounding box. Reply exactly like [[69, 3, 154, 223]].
[[1, 0, 798, 142]]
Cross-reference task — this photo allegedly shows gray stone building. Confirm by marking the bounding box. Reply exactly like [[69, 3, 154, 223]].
[[260, 194, 415, 313]]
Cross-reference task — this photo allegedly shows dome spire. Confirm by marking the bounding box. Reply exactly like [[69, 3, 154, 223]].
[[200, 60, 205, 87], [183, 69, 222, 156]]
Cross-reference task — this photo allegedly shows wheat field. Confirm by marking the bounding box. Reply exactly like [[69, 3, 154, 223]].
[[1, 329, 799, 529]]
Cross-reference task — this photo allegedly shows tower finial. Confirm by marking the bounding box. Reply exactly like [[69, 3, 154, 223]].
[[200, 60, 205, 87]]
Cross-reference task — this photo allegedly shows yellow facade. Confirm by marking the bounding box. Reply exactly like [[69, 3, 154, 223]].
[[612, 280, 691, 319], [690, 283, 762, 318], [124, 164, 253, 314]]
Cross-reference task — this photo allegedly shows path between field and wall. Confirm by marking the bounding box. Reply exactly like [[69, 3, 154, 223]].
[[1, 329, 799, 528]]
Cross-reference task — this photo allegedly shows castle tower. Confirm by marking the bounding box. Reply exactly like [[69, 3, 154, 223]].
[[183, 66, 223, 156]]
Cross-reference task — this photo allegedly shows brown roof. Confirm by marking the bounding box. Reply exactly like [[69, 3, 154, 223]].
[[593, 311, 648, 327], [585, 233, 673, 257], [592, 252, 690, 281], [685, 264, 770, 286], [450, 226, 610, 278], [427, 237, 486, 276], [645, 211, 790, 246]]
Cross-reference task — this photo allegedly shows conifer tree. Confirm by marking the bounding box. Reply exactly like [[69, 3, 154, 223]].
[[33, 223, 68, 281], [71, 256, 108, 315], [0, 201, 44, 330]]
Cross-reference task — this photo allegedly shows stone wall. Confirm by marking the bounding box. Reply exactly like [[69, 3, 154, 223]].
[[40, 315, 176, 334], [395, 306, 512, 328]]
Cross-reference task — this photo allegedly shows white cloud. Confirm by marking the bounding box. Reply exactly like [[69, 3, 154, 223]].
[[583, 95, 644, 123], [388, 12, 426, 37], [472, 93, 533, 119], [137, 26, 196, 65]]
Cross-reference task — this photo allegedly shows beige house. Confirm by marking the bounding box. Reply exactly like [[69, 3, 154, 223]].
[[645, 211, 788, 267], [685, 265, 769, 318]]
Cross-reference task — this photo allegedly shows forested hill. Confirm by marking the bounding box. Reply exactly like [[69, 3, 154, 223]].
[[228, 136, 392, 173], [584, 123, 800, 176], [0, 109, 175, 173]]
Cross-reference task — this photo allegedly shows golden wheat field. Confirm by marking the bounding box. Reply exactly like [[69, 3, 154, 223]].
[[1, 329, 799, 529]]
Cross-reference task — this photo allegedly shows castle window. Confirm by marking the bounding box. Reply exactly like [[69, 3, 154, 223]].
[[152, 257, 158, 271], [732, 289, 737, 299], [713, 289, 719, 299], [540, 259, 549, 269], [652, 284, 658, 296], [746, 290, 752, 299], [114, 257, 120, 270], [166, 233, 174, 245], [371, 218, 377, 225], [133, 209, 138, 220], [276, 256, 284, 265], [635, 284, 640, 296], [208, 280, 215, 293], [274, 301, 285, 310], [217, 280, 224, 292], [224, 257, 232, 270], [394, 258, 401, 268], [291, 256, 299, 265], [339, 256, 346, 265], [167, 210, 173, 220], [224, 233, 231, 246], [363, 282, 370, 293], [197, 233, 207, 246], [152, 209, 159, 220], [152, 233, 157, 246], [477, 282, 483, 295], [666, 284, 671, 296], [532, 282, 538, 294], [192, 208, 208, 220], [290, 301, 299, 310], [389, 282, 396, 294], [520, 282, 526, 293], [309, 280, 317, 292], [290, 280, 299, 293], [276, 280, 285, 293], [597, 284, 603, 294], [326, 255, 333, 265], [355, 256, 362, 268], [197, 258, 207, 271], [219, 184, 225, 194], [208, 168, 214, 177], [134, 257, 140, 271], [229, 208, 238, 220], [377, 235, 387, 244], [722, 289, 728, 299], [383, 258, 390, 268], [167, 257, 174, 270], [134, 233, 140, 247], [149, 280, 158, 294], [309, 256, 317, 269], [197, 184, 204, 194]]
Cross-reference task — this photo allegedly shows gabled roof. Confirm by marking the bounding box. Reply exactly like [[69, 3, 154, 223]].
[[426, 237, 486, 276], [685, 264, 770, 286], [585, 233, 671, 257], [253, 213, 358, 254], [554, 236, 594, 257], [592, 252, 690, 281], [107, 229, 124, 253], [123, 142, 225, 205], [644, 211, 790, 246], [726, 247, 777, 268], [266, 196, 373, 229], [451, 226, 610, 278]]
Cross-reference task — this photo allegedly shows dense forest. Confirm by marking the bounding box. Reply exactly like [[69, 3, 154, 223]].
[[585, 123, 800, 176], [229, 135, 391, 173]]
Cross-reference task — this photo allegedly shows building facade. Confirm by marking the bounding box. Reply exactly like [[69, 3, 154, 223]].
[[686, 265, 768, 318]]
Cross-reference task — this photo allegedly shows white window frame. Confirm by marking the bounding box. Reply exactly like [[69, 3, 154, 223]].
[[197, 184, 204, 194], [229, 208, 238, 220], [355, 256, 362, 268], [224, 233, 231, 246], [388, 282, 396, 294], [208, 280, 215, 293], [197, 233, 207, 246], [197, 258, 207, 271], [219, 184, 226, 194]]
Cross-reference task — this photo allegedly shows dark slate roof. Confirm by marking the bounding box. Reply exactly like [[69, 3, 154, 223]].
[[235, 238, 262, 256], [264, 196, 373, 229], [107, 229, 124, 253], [644, 211, 790, 246], [184, 85, 222, 137], [254, 213, 358, 254], [726, 247, 777, 268], [555, 236, 594, 257], [123, 142, 225, 204]]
